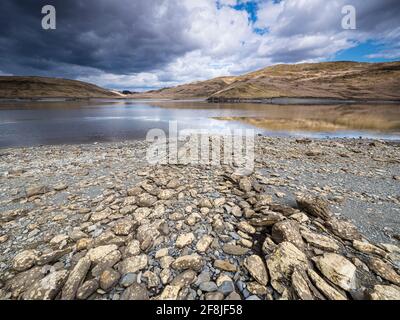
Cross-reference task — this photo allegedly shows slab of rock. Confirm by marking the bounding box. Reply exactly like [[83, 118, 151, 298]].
[[272, 221, 304, 250], [353, 240, 387, 258], [87, 245, 120, 264], [222, 244, 249, 256], [137, 194, 157, 207], [171, 255, 203, 271], [307, 269, 347, 300], [325, 218, 362, 241], [239, 177, 252, 192], [237, 221, 256, 235], [76, 279, 99, 300], [367, 257, 400, 285], [119, 255, 148, 275], [214, 260, 237, 272], [296, 195, 331, 220], [313, 253, 357, 291], [159, 285, 181, 300], [249, 212, 284, 227], [23, 270, 68, 300], [266, 242, 309, 294], [12, 250, 38, 272], [26, 185, 49, 198], [301, 229, 340, 252], [61, 256, 91, 300], [176, 233, 195, 248], [125, 240, 141, 256], [196, 235, 213, 253], [291, 268, 313, 300], [100, 268, 120, 291], [121, 283, 149, 300], [367, 285, 400, 300], [170, 270, 197, 289], [244, 255, 268, 286]]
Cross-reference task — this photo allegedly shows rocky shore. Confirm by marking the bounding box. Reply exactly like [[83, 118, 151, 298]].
[[0, 137, 399, 300]]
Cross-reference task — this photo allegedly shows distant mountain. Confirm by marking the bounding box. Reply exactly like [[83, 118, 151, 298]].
[[130, 61, 400, 102], [0, 76, 119, 99]]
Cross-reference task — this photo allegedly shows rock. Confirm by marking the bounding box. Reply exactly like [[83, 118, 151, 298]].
[[247, 282, 267, 295], [313, 253, 357, 292], [218, 281, 235, 295], [119, 255, 148, 275], [325, 218, 362, 241], [113, 220, 134, 236], [87, 245, 120, 264], [69, 230, 88, 241], [120, 273, 137, 287], [300, 228, 340, 252], [76, 279, 99, 300], [353, 240, 387, 258], [0, 234, 8, 244], [12, 250, 38, 272], [54, 183, 68, 191], [137, 194, 157, 207], [272, 221, 304, 250], [143, 271, 159, 288], [291, 268, 313, 300], [214, 260, 237, 272], [176, 233, 195, 248], [222, 244, 249, 256], [367, 285, 400, 300], [155, 248, 169, 259], [244, 255, 268, 286], [199, 281, 218, 292], [205, 292, 225, 300], [37, 248, 70, 266], [367, 257, 400, 285], [196, 235, 213, 253], [5, 267, 45, 298], [198, 198, 213, 209], [23, 270, 68, 300], [159, 285, 181, 300], [121, 283, 149, 300], [249, 212, 284, 227], [160, 256, 175, 269], [160, 269, 172, 285], [225, 292, 242, 300], [239, 177, 252, 192], [61, 256, 91, 300], [266, 242, 309, 294], [26, 185, 49, 197], [100, 268, 120, 291], [158, 189, 175, 200], [296, 195, 331, 220], [125, 240, 141, 256], [237, 221, 256, 235], [171, 270, 197, 288], [49, 234, 69, 249], [307, 269, 347, 300], [76, 238, 92, 251], [90, 208, 112, 222], [171, 255, 203, 271]]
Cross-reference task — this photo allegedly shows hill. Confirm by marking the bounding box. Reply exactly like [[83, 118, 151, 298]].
[[0, 76, 119, 99], [130, 61, 400, 102]]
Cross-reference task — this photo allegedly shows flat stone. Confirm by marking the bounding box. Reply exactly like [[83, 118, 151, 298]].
[[171, 255, 203, 271], [176, 233, 195, 248], [313, 253, 357, 292], [61, 256, 91, 300], [353, 240, 387, 258], [367, 285, 400, 300], [222, 244, 249, 256], [12, 250, 38, 272], [196, 235, 213, 253], [87, 245, 119, 264], [307, 269, 347, 300], [244, 255, 268, 286], [199, 281, 218, 292], [76, 279, 99, 300], [325, 218, 362, 241], [119, 255, 148, 275], [99, 268, 120, 291], [214, 260, 237, 272], [367, 257, 400, 285], [125, 240, 141, 256], [272, 221, 304, 250], [121, 283, 149, 300], [291, 268, 313, 300], [23, 270, 68, 300], [301, 229, 340, 252], [266, 242, 308, 294], [237, 221, 256, 235]]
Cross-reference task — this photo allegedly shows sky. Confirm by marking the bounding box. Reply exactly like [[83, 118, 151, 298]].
[[0, 0, 399, 91]]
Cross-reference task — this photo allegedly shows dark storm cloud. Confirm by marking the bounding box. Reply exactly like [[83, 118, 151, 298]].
[[0, 0, 197, 77]]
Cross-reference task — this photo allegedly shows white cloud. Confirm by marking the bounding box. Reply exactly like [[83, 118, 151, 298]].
[[78, 0, 400, 90]]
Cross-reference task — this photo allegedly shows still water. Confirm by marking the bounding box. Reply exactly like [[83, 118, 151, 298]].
[[0, 99, 399, 148]]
